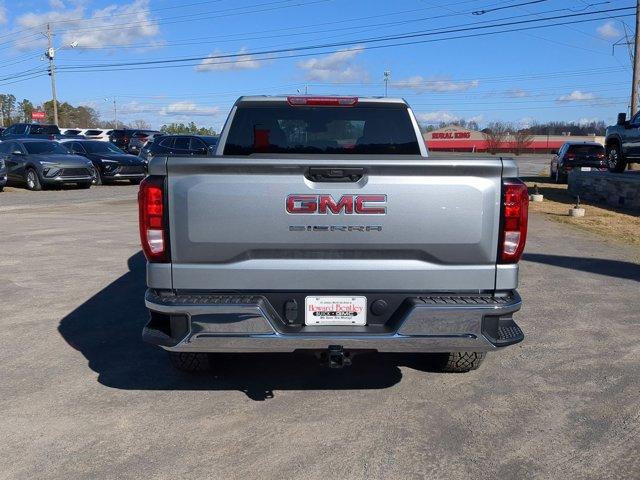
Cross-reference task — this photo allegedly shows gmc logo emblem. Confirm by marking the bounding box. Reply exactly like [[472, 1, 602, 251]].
[[286, 194, 387, 215]]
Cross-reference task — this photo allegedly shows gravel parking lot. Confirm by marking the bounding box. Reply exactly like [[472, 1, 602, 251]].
[[1, 167, 639, 479]]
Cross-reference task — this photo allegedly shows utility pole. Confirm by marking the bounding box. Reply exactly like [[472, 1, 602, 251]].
[[45, 23, 58, 126], [383, 70, 391, 97], [632, 0, 640, 115]]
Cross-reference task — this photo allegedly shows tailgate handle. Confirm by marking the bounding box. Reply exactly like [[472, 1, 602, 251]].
[[306, 167, 365, 183]]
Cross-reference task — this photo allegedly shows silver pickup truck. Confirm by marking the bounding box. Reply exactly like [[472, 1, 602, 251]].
[[139, 96, 528, 372]]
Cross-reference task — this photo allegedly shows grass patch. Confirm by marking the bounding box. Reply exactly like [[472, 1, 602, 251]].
[[523, 173, 640, 251]]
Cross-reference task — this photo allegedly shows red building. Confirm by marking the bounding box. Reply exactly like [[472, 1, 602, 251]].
[[424, 125, 604, 154]]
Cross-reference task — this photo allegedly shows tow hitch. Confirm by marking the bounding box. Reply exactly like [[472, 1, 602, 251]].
[[321, 345, 352, 369]]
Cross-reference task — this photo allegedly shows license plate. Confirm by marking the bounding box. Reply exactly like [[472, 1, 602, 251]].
[[581, 167, 592, 171], [305, 296, 367, 326]]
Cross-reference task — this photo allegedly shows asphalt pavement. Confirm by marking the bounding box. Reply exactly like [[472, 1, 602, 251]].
[[0, 177, 638, 480]]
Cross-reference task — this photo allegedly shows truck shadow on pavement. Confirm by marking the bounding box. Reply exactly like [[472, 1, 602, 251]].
[[58, 252, 444, 400], [523, 253, 640, 282]]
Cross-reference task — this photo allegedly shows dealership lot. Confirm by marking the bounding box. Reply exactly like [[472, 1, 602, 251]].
[[1, 168, 639, 479]]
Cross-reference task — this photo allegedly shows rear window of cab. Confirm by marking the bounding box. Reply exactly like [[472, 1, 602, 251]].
[[224, 102, 420, 156]]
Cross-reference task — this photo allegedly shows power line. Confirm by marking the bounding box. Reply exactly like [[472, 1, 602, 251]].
[[54, 7, 635, 73]]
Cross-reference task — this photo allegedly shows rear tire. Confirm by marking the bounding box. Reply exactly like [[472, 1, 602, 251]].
[[25, 168, 42, 191], [607, 144, 627, 173], [440, 352, 485, 373], [93, 168, 102, 185], [169, 352, 210, 372]]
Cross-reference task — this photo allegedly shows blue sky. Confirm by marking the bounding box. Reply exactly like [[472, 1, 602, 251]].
[[0, 0, 635, 130]]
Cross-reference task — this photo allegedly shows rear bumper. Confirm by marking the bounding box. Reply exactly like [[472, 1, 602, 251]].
[[143, 290, 524, 353]]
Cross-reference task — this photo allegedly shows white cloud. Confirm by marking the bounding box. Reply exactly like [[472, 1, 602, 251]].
[[578, 117, 599, 125], [505, 89, 529, 98], [415, 111, 460, 124], [159, 101, 220, 117], [0, 2, 7, 25], [15, 0, 159, 50], [393, 76, 479, 93], [557, 90, 596, 102], [196, 48, 261, 72], [118, 101, 158, 115], [297, 46, 369, 82], [597, 21, 621, 39]]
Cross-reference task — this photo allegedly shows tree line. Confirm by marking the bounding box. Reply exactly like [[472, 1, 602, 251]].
[[0, 93, 216, 135]]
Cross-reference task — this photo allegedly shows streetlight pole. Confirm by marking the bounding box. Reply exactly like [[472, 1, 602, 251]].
[[105, 98, 117, 128], [383, 70, 391, 97], [632, 0, 640, 114], [45, 23, 58, 126]]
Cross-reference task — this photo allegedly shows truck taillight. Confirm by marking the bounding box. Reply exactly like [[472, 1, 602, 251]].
[[499, 180, 528, 263], [138, 176, 169, 262]]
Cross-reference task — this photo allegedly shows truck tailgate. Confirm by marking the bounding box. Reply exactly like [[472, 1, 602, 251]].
[[167, 157, 503, 292]]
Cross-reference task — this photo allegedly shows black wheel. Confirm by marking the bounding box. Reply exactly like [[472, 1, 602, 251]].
[[169, 352, 210, 372], [0, 186, 3, 192], [25, 168, 42, 191], [607, 144, 627, 173], [555, 168, 567, 184], [93, 167, 102, 185], [129, 178, 142, 185], [77, 182, 92, 189], [439, 352, 485, 373]]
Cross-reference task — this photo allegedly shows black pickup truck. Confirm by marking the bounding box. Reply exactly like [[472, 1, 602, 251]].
[[605, 113, 640, 172]]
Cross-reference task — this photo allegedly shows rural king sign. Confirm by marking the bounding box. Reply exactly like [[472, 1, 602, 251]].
[[31, 111, 45, 121], [431, 131, 471, 139]]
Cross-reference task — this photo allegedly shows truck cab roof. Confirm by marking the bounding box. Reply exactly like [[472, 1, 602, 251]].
[[234, 95, 410, 107]]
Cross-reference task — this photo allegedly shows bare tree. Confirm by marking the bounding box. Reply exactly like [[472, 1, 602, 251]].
[[131, 119, 151, 129], [513, 129, 534, 155], [482, 122, 511, 154]]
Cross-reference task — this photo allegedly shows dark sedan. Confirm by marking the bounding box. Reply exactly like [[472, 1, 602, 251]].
[[60, 139, 147, 185], [0, 139, 95, 190], [550, 142, 607, 184]]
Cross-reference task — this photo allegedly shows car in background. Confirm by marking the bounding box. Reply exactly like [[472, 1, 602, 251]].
[[109, 129, 137, 151], [140, 134, 218, 160], [61, 128, 85, 136], [0, 156, 7, 192], [59, 139, 146, 185], [550, 142, 607, 184], [127, 130, 163, 154], [1, 123, 65, 140], [83, 129, 112, 141], [0, 139, 95, 190]]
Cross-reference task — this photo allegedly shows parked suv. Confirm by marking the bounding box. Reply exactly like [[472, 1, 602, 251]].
[[59, 139, 146, 185], [83, 129, 111, 141], [0, 156, 7, 192], [140, 134, 217, 160], [127, 130, 163, 154], [0, 139, 95, 190], [140, 96, 528, 373], [1, 123, 63, 140], [109, 129, 137, 151], [550, 142, 607, 183]]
